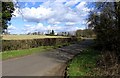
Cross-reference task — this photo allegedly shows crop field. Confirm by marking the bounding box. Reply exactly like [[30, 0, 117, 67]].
[[1, 35, 69, 40]]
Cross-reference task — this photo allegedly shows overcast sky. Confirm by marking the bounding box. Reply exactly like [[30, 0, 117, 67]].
[[7, 0, 94, 34]]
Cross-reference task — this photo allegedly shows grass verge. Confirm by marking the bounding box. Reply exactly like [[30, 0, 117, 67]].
[[1, 42, 71, 60], [1, 46, 54, 60], [67, 48, 100, 76]]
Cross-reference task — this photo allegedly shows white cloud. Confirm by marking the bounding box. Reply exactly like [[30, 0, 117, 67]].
[[75, 1, 91, 18], [65, 0, 79, 6], [23, 23, 46, 33], [47, 25, 62, 31], [12, 8, 21, 18], [23, 23, 62, 33], [48, 18, 60, 24], [65, 22, 76, 26], [76, 2, 86, 9], [7, 25, 17, 33], [8, 25, 17, 30], [21, 6, 54, 22], [65, 26, 79, 32], [82, 20, 87, 25], [63, 12, 80, 22], [12, 1, 91, 34], [83, 7, 90, 12], [23, 22, 82, 34], [13, 1, 89, 23]]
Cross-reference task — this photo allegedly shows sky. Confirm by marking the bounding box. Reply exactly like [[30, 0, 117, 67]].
[[7, 0, 94, 34]]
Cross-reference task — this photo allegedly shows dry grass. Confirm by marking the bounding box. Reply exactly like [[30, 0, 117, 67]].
[[1, 35, 69, 40], [94, 51, 120, 76]]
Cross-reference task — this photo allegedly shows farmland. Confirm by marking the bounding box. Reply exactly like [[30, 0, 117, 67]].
[[1, 35, 69, 40], [2, 35, 75, 51]]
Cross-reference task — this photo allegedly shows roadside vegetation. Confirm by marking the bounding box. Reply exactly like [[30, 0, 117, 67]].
[[67, 48, 120, 76], [1, 46, 54, 60], [67, 2, 120, 77], [1, 42, 71, 60], [2, 37, 74, 51], [67, 48, 100, 76]]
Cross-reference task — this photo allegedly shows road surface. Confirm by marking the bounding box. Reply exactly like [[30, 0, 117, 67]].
[[2, 39, 93, 76]]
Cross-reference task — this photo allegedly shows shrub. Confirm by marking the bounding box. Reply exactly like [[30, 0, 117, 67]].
[[2, 38, 77, 51]]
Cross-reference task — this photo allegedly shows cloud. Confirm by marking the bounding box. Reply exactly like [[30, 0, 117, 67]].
[[8, 25, 17, 30], [23, 22, 82, 34], [76, 2, 90, 15], [81, 20, 87, 25], [23, 23, 46, 33], [23, 23, 62, 33], [13, 1, 89, 23], [21, 6, 54, 22], [76, 2, 86, 10], [12, 1, 91, 34], [64, 26, 79, 32], [48, 18, 60, 25], [7, 25, 17, 33], [12, 8, 21, 18], [65, 0, 79, 7], [65, 22, 76, 26]]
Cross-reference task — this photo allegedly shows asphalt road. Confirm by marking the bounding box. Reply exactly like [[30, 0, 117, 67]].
[[2, 39, 93, 76]]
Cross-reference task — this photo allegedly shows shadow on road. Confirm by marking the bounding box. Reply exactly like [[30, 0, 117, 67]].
[[43, 39, 94, 63]]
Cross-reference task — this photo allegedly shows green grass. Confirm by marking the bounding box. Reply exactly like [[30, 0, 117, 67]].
[[1, 43, 71, 60], [67, 48, 100, 76], [1, 46, 54, 60], [2, 35, 69, 40]]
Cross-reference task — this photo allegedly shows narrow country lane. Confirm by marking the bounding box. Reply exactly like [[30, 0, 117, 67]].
[[2, 39, 93, 76]]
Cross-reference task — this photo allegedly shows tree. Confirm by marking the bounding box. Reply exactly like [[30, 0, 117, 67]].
[[76, 29, 83, 37], [1, 1, 15, 33], [87, 2, 120, 54], [76, 29, 94, 38], [50, 30, 55, 36]]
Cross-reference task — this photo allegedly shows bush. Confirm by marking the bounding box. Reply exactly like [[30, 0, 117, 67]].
[[2, 38, 76, 51]]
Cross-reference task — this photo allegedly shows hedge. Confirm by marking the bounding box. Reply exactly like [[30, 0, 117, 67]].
[[2, 38, 77, 51]]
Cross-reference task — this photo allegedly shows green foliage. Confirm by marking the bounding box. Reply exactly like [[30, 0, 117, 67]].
[[88, 2, 120, 54], [2, 38, 75, 51], [67, 48, 120, 76], [67, 49, 100, 76], [76, 29, 95, 38], [2, 1, 15, 33], [1, 40, 73, 60]]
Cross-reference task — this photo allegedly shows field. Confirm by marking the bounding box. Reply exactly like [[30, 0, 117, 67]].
[[1, 35, 69, 40]]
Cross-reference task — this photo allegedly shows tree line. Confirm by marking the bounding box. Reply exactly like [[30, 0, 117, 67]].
[[76, 29, 95, 38]]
